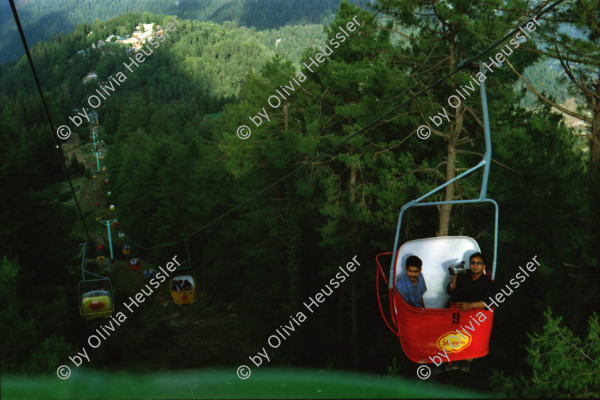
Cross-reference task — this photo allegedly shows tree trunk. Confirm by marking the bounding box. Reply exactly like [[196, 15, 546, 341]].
[[574, 73, 600, 331], [286, 189, 303, 362], [589, 72, 600, 177], [287, 207, 302, 308], [337, 288, 344, 362], [349, 165, 359, 368], [284, 101, 289, 132], [437, 40, 463, 237], [437, 121, 461, 236], [351, 268, 359, 368]]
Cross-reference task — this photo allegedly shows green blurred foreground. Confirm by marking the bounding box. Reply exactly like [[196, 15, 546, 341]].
[[2, 368, 487, 399]]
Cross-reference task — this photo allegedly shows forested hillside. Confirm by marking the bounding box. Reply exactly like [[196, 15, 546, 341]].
[[0, 0, 370, 63], [0, 13, 327, 104], [1, 0, 598, 398]]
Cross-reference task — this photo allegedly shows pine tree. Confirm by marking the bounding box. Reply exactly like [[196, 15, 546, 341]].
[[491, 309, 600, 398]]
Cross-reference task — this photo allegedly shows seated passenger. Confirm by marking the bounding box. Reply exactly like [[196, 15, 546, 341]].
[[143, 269, 156, 280], [446, 252, 495, 372], [395, 255, 427, 308], [172, 280, 182, 292], [181, 279, 192, 291], [447, 252, 495, 311]]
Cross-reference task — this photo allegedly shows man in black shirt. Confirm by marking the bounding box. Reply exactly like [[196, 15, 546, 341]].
[[445, 252, 494, 372], [447, 252, 494, 310]]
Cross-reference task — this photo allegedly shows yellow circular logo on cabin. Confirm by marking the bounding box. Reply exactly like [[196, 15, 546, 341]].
[[436, 331, 472, 353]]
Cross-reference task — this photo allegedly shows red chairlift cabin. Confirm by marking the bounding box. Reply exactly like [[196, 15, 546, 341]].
[[375, 62, 499, 365], [130, 258, 141, 271], [376, 236, 496, 363]]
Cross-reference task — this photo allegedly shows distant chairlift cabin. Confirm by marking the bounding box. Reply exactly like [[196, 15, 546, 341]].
[[78, 243, 114, 319]]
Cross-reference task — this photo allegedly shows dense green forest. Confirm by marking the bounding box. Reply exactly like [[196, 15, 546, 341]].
[[1, 0, 599, 398]]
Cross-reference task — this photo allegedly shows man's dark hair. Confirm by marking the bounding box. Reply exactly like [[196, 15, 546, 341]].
[[470, 252, 486, 265], [406, 255, 422, 270]]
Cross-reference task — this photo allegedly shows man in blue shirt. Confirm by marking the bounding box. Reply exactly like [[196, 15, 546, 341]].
[[395, 255, 427, 308]]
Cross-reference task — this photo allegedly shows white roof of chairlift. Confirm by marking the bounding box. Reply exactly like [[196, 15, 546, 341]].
[[82, 290, 110, 297], [394, 236, 480, 309], [172, 274, 194, 283]]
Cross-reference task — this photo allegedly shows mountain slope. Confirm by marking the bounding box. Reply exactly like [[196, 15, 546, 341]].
[[0, 0, 370, 63]]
